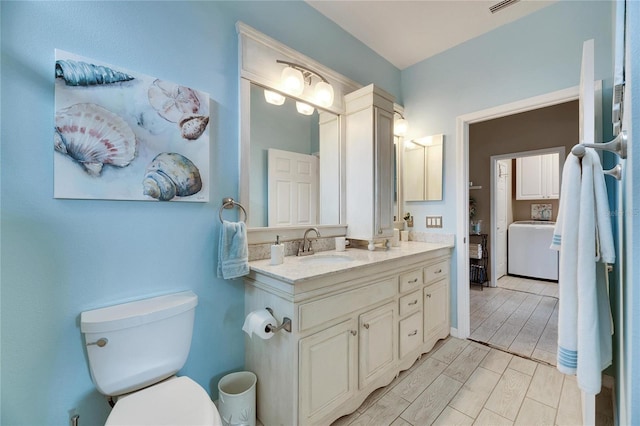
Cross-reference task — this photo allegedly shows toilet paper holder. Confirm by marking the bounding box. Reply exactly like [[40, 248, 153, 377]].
[[265, 307, 292, 333]]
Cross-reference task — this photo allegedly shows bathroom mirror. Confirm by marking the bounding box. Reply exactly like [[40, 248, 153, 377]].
[[403, 134, 444, 201], [247, 82, 341, 228]]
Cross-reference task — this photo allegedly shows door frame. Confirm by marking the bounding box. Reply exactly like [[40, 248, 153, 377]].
[[454, 85, 580, 339], [489, 147, 566, 287]]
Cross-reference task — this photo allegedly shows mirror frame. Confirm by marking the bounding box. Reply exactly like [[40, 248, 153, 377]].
[[237, 22, 361, 244]]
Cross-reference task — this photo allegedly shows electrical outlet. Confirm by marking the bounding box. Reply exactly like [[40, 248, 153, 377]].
[[426, 216, 443, 228]]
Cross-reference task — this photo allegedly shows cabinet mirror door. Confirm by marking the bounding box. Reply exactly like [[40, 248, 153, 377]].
[[403, 134, 444, 201]]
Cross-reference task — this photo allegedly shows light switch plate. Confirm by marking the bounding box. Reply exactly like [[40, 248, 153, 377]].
[[426, 216, 442, 228]]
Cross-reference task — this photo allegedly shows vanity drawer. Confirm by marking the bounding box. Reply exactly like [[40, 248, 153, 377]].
[[424, 261, 448, 284], [399, 269, 422, 293], [399, 311, 423, 359], [299, 277, 396, 332], [399, 289, 422, 317]]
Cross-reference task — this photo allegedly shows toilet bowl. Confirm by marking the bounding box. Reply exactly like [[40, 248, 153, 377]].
[[105, 376, 220, 426], [80, 291, 221, 425]]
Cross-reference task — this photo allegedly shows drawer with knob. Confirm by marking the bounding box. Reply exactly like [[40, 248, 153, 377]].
[[398, 289, 422, 317], [399, 311, 423, 359], [424, 260, 448, 285], [399, 269, 423, 293]]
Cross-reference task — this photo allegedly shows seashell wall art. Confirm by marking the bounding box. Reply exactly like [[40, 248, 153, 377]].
[[54, 49, 210, 202]]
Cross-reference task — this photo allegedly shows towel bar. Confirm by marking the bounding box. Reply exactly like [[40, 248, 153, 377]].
[[219, 197, 248, 223], [571, 130, 627, 159]]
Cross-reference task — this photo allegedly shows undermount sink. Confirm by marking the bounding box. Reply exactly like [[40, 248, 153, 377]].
[[298, 254, 355, 264]]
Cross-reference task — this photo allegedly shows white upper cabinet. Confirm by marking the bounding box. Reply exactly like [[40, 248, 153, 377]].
[[515, 153, 560, 200], [344, 84, 395, 249]]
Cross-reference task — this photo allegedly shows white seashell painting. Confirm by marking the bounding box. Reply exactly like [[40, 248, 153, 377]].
[[54, 49, 210, 202]]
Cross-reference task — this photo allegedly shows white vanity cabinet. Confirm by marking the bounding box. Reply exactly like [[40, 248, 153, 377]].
[[344, 84, 395, 249], [244, 244, 452, 426], [516, 153, 560, 200]]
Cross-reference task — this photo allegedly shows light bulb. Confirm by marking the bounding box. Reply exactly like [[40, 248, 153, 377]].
[[296, 101, 314, 116], [281, 67, 304, 96], [394, 117, 408, 136], [264, 90, 285, 106], [314, 81, 334, 108]]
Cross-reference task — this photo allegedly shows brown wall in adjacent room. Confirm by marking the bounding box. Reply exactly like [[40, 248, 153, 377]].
[[468, 100, 578, 281]]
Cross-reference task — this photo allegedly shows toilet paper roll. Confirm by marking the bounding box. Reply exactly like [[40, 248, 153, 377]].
[[242, 309, 276, 339]]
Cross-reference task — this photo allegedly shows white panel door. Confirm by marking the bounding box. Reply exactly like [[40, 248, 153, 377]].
[[268, 149, 318, 227], [496, 160, 510, 279], [578, 38, 596, 426]]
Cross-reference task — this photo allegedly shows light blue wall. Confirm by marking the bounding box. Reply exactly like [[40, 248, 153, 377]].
[[0, 2, 399, 424], [400, 0, 615, 327], [625, 1, 639, 422]]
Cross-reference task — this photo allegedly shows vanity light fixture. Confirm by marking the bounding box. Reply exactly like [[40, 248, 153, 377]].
[[394, 112, 409, 137], [296, 101, 315, 116], [264, 90, 286, 106], [277, 60, 335, 108]]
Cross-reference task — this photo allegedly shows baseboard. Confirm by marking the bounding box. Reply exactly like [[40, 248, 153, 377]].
[[449, 327, 459, 338]]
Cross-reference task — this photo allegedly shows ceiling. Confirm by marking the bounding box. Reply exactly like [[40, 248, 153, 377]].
[[306, 0, 557, 70]]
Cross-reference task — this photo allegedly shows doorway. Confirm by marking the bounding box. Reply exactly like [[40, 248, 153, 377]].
[[489, 147, 565, 287], [455, 82, 602, 340]]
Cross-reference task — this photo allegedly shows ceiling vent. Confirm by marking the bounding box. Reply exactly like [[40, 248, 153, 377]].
[[489, 0, 521, 14]]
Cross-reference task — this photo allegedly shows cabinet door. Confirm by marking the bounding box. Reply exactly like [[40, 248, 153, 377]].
[[358, 302, 396, 389], [299, 319, 357, 424], [424, 279, 449, 347], [516, 154, 560, 200], [516, 155, 544, 200], [544, 153, 560, 199], [374, 107, 395, 238]]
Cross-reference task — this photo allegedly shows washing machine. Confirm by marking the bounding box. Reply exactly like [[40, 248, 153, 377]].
[[508, 221, 558, 281]]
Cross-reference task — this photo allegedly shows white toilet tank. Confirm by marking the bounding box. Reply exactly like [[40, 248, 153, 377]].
[[81, 291, 198, 396]]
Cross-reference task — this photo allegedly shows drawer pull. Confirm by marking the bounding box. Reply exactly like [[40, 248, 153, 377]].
[[350, 330, 358, 336], [408, 278, 418, 284], [435, 269, 442, 274], [426, 293, 432, 298], [408, 300, 418, 306], [408, 330, 418, 336], [363, 323, 370, 329]]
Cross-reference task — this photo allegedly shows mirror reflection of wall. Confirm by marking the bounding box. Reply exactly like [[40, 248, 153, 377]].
[[403, 134, 444, 201], [249, 83, 340, 227]]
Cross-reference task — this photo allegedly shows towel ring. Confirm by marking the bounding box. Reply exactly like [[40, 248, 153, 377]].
[[219, 197, 248, 223]]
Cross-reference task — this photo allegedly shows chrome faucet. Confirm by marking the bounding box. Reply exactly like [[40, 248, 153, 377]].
[[297, 227, 321, 256]]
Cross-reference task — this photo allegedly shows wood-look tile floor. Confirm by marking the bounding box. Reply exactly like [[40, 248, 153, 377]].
[[331, 337, 589, 426], [470, 276, 559, 366]]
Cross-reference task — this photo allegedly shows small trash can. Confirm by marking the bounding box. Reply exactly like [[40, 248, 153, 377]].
[[217, 371, 257, 426]]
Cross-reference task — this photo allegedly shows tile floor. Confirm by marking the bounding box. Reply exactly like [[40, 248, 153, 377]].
[[331, 336, 596, 426], [470, 276, 559, 365], [329, 275, 613, 426]]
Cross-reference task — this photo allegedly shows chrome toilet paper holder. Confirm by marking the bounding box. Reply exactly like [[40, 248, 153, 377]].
[[265, 307, 292, 333]]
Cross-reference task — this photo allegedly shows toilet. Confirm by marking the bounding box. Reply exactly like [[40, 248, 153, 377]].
[[80, 290, 222, 425]]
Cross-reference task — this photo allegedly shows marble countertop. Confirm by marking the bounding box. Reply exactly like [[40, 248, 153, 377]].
[[248, 241, 454, 284]]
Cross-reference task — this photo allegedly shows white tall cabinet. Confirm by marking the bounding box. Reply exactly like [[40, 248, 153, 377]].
[[344, 84, 395, 250]]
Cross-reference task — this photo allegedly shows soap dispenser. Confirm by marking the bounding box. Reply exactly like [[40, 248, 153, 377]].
[[270, 235, 284, 265]]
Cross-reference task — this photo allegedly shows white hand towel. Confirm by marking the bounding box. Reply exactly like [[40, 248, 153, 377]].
[[217, 220, 249, 280], [551, 148, 614, 394], [551, 153, 581, 376]]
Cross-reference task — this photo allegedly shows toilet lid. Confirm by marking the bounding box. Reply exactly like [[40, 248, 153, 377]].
[[105, 376, 221, 426]]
